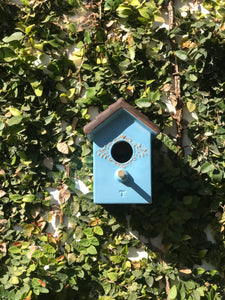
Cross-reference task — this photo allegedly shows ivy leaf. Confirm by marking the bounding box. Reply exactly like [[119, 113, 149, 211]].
[[3, 32, 24, 43], [187, 101, 196, 112], [185, 281, 195, 289], [168, 285, 177, 300], [145, 276, 154, 287], [198, 249, 208, 258], [32, 250, 43, 258], [200, 162, 215, 174], [9, 107, 21, 116], [93, 226, 103, 235], [10, 194, 22, 203], [216, 126, 225, 134], [189, 74, 198, 81], [154, 14, 165, 23], [83, 228, 93, 237], [131, 0, 141, 7], [89, 237, 99, 246], [108, 272, 118, 282], [1, 47, 17, 62], [0, 121, 5, 131], [110, 256, 122, 264], [7, 116, 23, 126], [87, 245, 97, 255], [175, 50, 188, 61], [67, 0, 79, 8], [22, 194, 36, 203], [135, 98, 151, 108], [10, 276, 19, 285], [43, 244, 56, 253], [82, 144, 91, 156], [8, 246, 21, 254], [192, 290, 201, 300], [79, 238, 91, 247], [34, 85, 43, 97], [30, 81, 43, 97], [138, 7, 151, 19], [116, 4, 131, 18]]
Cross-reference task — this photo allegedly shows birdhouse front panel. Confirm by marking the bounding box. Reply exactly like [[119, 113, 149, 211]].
[[92, 109, 153, 204], [83, 98, 160, 205]]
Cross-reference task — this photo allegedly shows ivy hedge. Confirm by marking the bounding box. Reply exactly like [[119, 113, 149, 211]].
[[1, 0, 225, 299]]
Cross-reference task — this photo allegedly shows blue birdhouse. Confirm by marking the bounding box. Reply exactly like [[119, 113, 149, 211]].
[[83, 98, 160, 204]]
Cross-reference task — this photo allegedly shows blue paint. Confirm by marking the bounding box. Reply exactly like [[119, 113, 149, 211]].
[[87, 108, 158, 204]]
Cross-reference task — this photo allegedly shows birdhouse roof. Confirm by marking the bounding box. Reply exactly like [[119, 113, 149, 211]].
[[83, 98, 160, 136]]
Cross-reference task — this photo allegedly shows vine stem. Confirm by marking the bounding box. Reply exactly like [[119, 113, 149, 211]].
[[168, 0, 183, 149]]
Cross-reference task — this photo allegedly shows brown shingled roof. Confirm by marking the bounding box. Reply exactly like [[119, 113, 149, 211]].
[[83, 98, 160, 136]]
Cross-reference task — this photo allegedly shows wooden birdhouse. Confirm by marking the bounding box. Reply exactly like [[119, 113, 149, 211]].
[[83, 98, 160, 204]]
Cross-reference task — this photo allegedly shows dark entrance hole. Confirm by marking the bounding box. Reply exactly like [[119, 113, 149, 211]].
[[111, 141, 133, 163]]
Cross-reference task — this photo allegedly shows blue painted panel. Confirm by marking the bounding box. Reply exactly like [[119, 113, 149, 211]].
[[92, 109, 153, 204]]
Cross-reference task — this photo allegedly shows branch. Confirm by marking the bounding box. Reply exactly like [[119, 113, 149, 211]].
[[168, 0, 183, 149]]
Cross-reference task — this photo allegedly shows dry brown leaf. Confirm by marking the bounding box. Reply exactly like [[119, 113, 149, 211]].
[[132, 262, 141, 268], [0, 169, 5, 176], [161, 83, 172, 92], [38, 279, 46, 287], [0, 219, 7, 226], [57, 142, 69, 154], [5, 112, 11, 118], [59, 188, 71, 203], [27, 244, 37, 259], [56, 255, 64, 262], [0, 243, 7, 253], [106, 20, 115, 28], [170, 93, 177, 108], [0, 191, 6, 198], [13, 241, 22, 247], [182, 40, 197, 49], [125, 86, 134, 96], [43, 157, 54, 170], [179, 268, 192, 274], [221, 24, 225, 31], [36, 221, 46, 230]]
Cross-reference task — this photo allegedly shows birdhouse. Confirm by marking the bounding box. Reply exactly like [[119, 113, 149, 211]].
[[83, 98, 160, 204]]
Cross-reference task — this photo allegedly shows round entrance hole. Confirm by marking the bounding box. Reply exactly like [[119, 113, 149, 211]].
[[111, 141, 133, 163]]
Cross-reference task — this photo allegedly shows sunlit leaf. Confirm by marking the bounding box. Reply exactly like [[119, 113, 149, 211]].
[[187, 101, 196, 112], [22, 194, 36, 203], [10, 276, 19, 285], [168, 285, 177, 300], [57, 142, 69, 154], [3, 32, 24, 43], [135, 98, 151, 108], [175, 50, 188, 61], [43, 244, 56, 253], [93, 226, 103, 235], [108, 272, 118, 282], [9, 107, 21, 116], [87, 245, 97, 255], [7, 116, 23, 126]]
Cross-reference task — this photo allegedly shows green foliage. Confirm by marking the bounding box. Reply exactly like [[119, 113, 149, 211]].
[[1, 0, 225, 299]]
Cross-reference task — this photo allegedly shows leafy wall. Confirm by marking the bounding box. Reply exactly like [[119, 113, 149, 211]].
[[1, 0, 225, 299]]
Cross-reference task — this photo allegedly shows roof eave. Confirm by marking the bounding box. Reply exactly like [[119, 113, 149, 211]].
[[83, 98, 160, 136]]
